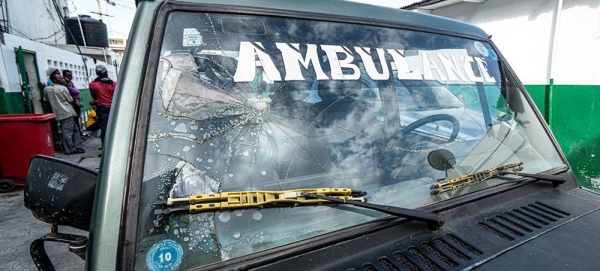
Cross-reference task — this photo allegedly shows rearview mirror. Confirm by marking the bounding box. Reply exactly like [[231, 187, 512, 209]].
[[24, 155, 97, 231]]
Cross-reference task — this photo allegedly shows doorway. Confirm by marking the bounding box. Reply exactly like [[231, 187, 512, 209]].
[[15, 47, 43, 114]]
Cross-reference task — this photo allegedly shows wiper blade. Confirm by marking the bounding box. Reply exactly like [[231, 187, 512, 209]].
[[154, 188, 443, 230], [497, 171, 567, 184], [431, 162, 566, 195], [301, 192, 443, 229]]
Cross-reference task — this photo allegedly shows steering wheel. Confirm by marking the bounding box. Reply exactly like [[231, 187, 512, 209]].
[[401, 114, 460, 144]]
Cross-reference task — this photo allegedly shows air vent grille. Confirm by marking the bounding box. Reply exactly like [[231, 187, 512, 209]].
[[495, 215, 533, 233], [353, 201, 569, 271], [528, 203, 566, 218], [445, 234, 482, 255], [421, 241, 458, 267], [359, 234, 484, 271], [535, 201, 571, 216], [513, 208, 548, 225], [433, 237, 471, 261], [478, 221, 514, 240], [378, 257, 400, 271], [408, 247, 443, 271], [487, 218, 525, 236], [480, 201, 569, 241], [393, 252, 422, 271], [521, 206, 557, 221], [362, 263, 378, 271]]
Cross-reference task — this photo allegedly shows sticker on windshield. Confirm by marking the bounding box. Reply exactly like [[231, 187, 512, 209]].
[[183, 28, 204, 47], [146, 239, 183, 271], [474, 41, 489, 57]]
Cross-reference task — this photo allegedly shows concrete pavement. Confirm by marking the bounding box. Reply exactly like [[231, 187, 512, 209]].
[[0, 135, 102, 270], [55, 135, 103, 170]]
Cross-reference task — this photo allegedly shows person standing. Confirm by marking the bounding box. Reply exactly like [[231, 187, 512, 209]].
[[46, 67, 60, 86], [44, 73, 85, 154], [38, 67, 60, 96], [62, 69, 84, 137], [89, 65, 116, 147]]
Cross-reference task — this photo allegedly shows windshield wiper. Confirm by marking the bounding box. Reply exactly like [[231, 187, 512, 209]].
[[301, 192, 443, 229], [431, 162, 566, 195], [154, 188, 444, 230], [496, 170, 567, 184]]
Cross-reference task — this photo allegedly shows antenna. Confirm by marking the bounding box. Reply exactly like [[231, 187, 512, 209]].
[[90, 11, 113, 21], [93, 0, 114, 21]]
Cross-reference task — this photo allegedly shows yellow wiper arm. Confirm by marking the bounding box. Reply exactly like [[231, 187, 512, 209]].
[[155, 188, 444, 230], [431, 162, 523, 195], [431, 162, 566, 195], [154, 188, 366, 215]]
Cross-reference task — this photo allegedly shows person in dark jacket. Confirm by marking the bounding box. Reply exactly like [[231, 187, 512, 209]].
[[63, 69, 84, 137], [89, 65, 116, 148]]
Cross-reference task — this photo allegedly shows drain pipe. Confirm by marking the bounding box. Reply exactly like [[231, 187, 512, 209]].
[[4, 0, 11, 36], [102, 47, 107, 63], [547, 0, 564, 127], [77, 15, 87, 47]]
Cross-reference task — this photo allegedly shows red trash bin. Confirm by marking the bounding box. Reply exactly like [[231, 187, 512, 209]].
[[0, 113, 55, 192]]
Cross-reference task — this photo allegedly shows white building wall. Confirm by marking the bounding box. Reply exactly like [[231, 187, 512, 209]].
[[430, 0, 600, 86], [431, 0, 558, 85], [1, 0, 69, 44], [552, 0, 600, 85], [0, 34, 117, 93]]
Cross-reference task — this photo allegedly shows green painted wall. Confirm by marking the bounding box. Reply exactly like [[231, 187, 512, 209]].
[[0, 88, 28, 114], [0, 87, 93, 114], [76, 88, 94, 128], [525, 84, 600, 191]]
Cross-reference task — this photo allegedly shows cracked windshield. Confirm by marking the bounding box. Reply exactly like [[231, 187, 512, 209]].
[[136, 11, 564, 268]]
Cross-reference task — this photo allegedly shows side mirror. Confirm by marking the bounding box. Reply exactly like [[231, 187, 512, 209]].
[[24, 155, 98, 269], [24, 155, 97, 231]]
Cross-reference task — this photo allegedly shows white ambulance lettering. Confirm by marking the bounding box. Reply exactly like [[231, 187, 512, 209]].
[[355, 47, 389, 80], [234, 42, 282, 82], [438, 54, 468, 82], [386, 49, 422, 80], [232, 41, 496, 84], [422, 52, 447, 81], [276, 43, 328, 81], [321, 45, 360, 80], [475, 57, 496, 83], [459, 56, 483, 83]]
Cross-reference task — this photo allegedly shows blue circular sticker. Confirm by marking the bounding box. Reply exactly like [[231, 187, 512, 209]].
[[474, 41, 489, 57], [146, 240, 183, 271]]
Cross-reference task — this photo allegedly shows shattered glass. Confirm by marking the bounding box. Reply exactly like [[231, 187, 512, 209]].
[[135, 12, 565, 269]]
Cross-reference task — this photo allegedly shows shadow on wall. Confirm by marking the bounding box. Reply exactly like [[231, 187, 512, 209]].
[[568, 134, 600, 191]]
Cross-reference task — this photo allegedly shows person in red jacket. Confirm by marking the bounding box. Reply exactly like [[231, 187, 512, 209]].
[[89, 65, 116, 148]]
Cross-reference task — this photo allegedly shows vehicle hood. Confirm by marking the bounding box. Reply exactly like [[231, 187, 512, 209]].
[[476, 202, 600, 270], [246, 181, 600, 271]]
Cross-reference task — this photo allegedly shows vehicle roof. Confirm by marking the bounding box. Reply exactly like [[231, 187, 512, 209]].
[[144, 0, 489, 39]]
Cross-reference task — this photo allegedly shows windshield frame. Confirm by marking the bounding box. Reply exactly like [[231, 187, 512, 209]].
[[118, 2, 570, 270]]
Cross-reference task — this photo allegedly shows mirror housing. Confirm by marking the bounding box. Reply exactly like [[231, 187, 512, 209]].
[[23, 155, 97, 231]]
